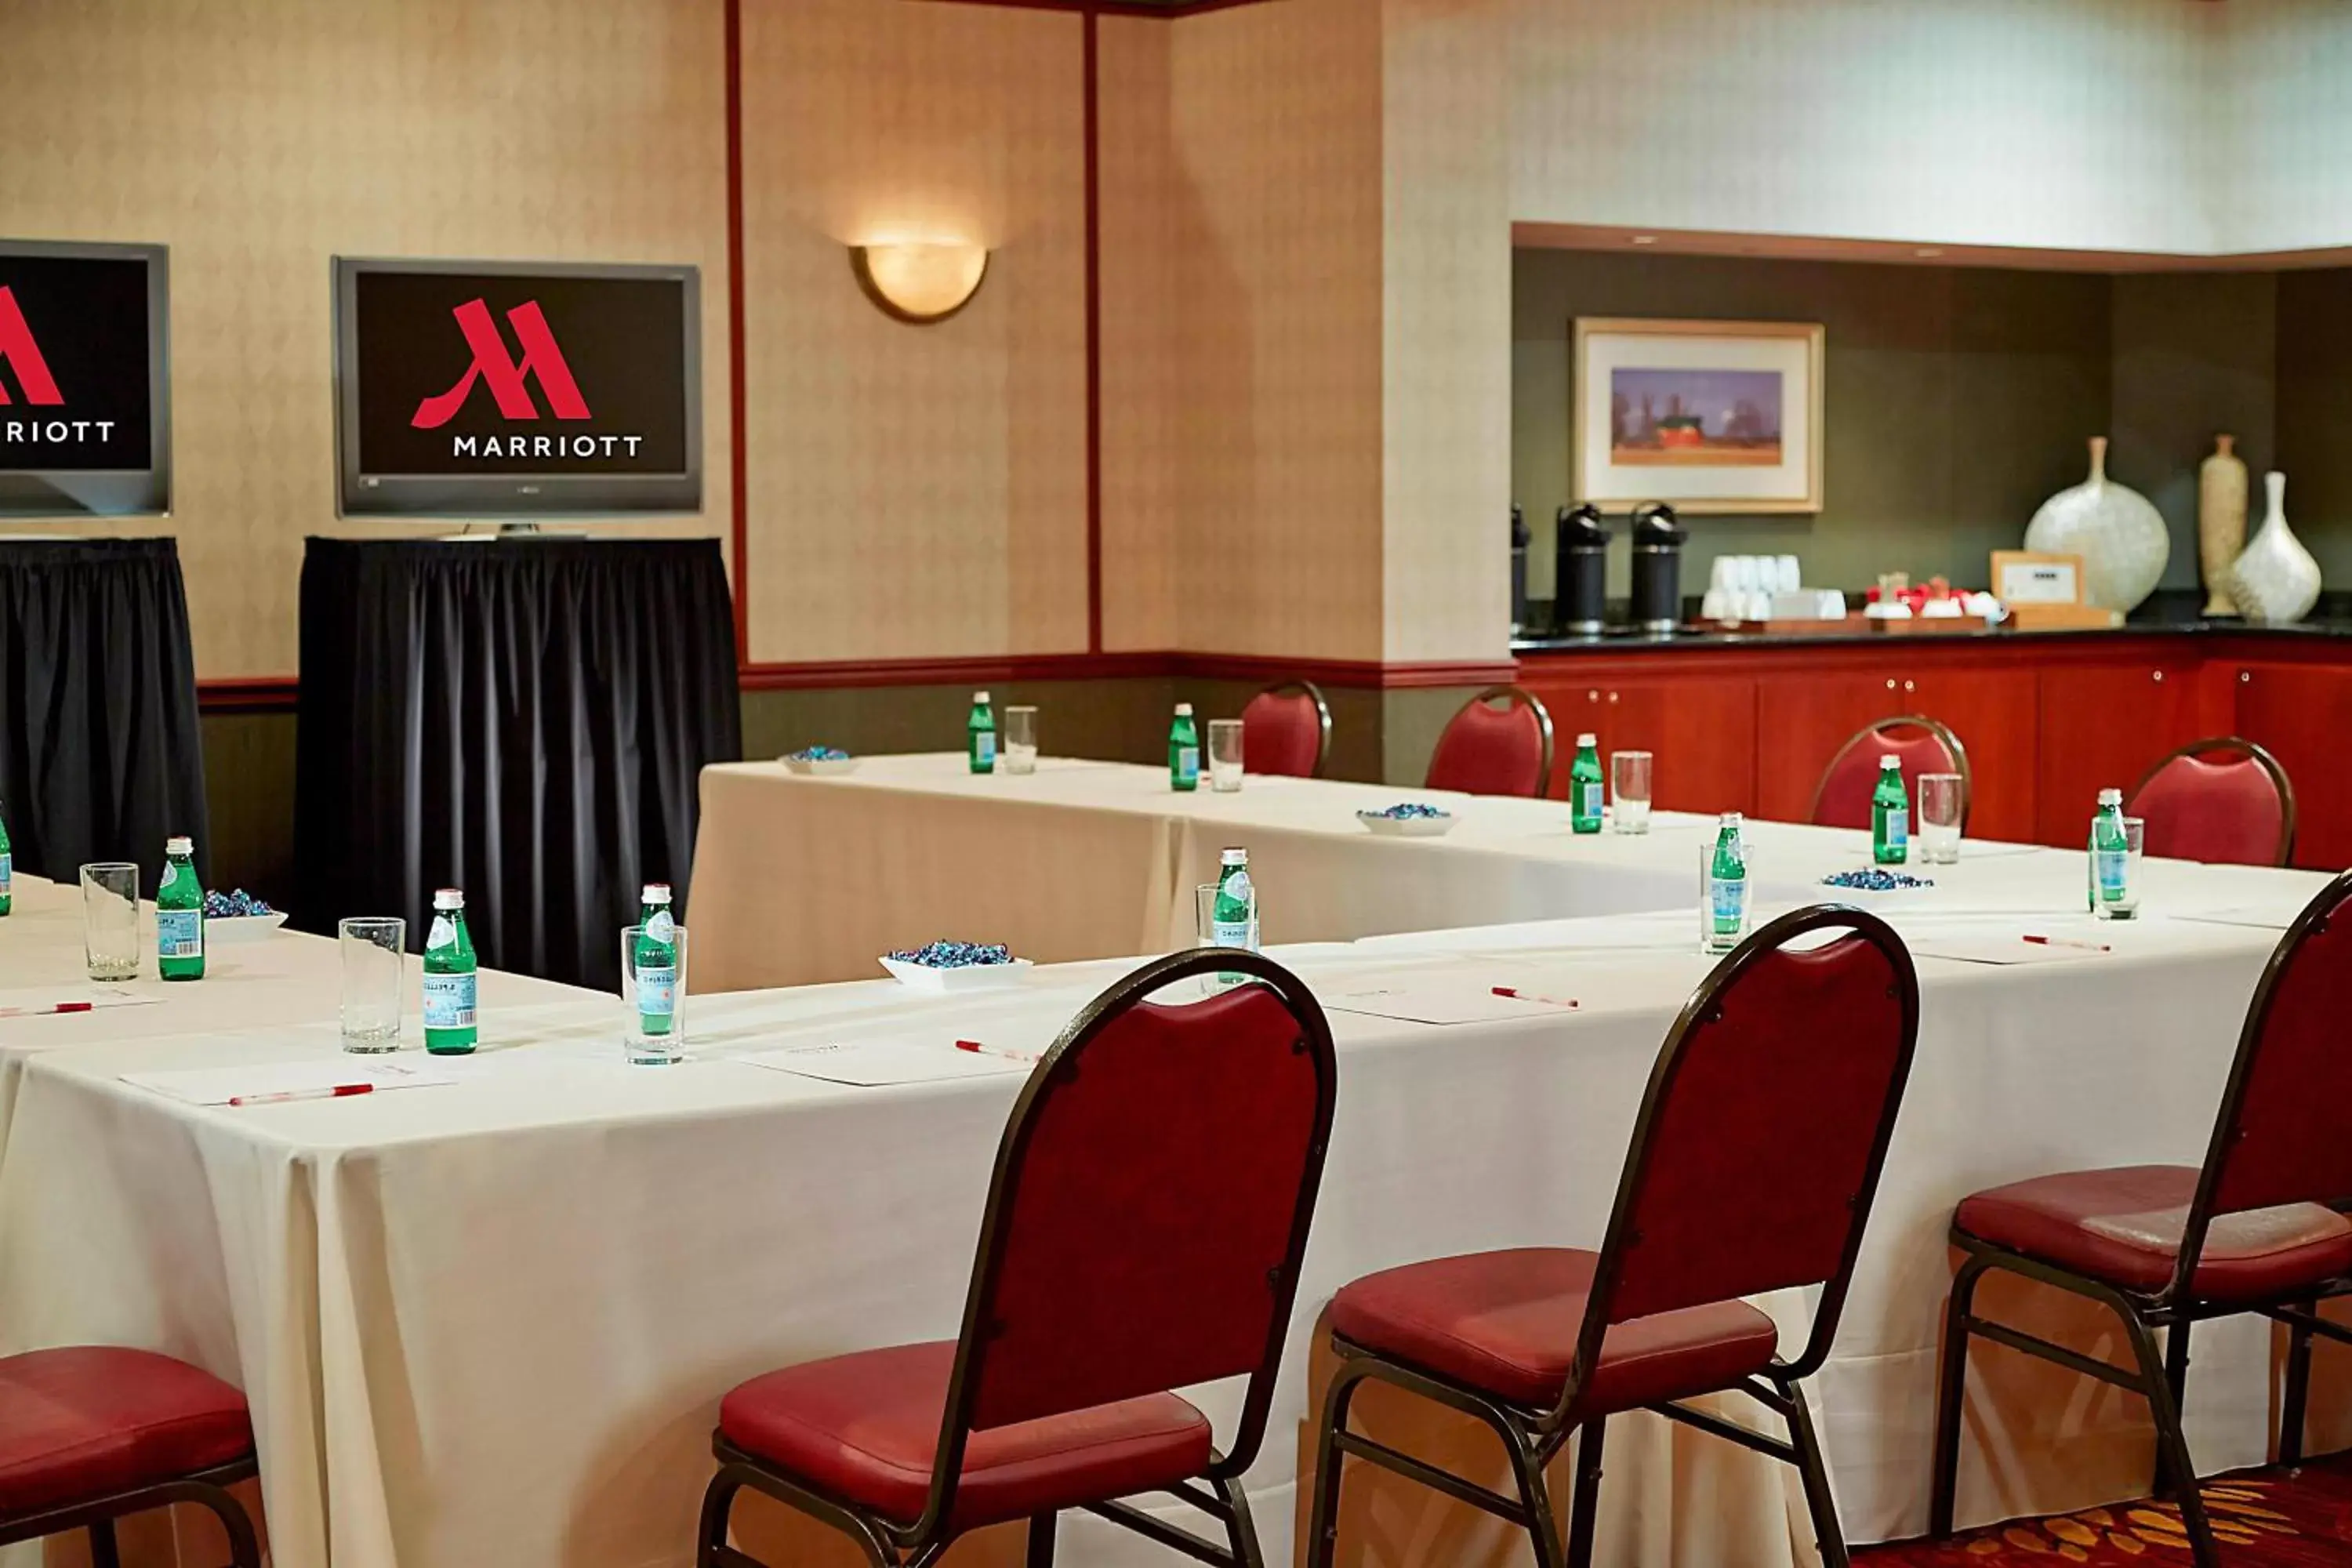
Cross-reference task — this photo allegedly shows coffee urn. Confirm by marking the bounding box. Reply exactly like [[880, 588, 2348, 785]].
[[1628, 502, 1687, 633], [1553, 503, 1610, 635], [1509, 504, 1530, 637]]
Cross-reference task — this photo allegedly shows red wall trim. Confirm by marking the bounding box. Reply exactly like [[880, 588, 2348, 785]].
[[722, 0, 751, 661], [1081, 9, 1104, 655]]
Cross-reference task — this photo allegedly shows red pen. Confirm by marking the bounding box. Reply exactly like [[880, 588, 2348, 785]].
[[0, 1000, 95, 1018], [1491, 986, 1579, 1009], [956, 1039, 1042, 1064], [228, 1083, 377, 1108], [2023, 935, 2110, 953]]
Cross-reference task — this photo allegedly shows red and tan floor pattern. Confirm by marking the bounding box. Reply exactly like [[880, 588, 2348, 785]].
[[1859, 1463, 2352, 1564]]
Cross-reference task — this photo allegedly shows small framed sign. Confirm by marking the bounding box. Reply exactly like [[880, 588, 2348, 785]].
[[1991, 550, 2083, 604]]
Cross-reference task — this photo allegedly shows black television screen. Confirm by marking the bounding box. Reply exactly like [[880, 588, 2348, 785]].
[[0, 240, 169, 517], [333, 258, 701, 517]]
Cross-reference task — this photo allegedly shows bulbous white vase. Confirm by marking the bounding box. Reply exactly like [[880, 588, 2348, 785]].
[[2024, 436, 2169, 613], [2226, 470, 2321, 625]]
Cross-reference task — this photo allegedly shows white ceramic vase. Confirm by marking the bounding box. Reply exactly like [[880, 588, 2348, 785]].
[[2198, 434, 2248, 615], [2225, 470, 2321, 625], [2024, 437, 2170, 613]]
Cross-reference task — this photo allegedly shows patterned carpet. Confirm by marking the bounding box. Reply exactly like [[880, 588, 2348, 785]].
[[1858, 1462, 2352, 1563]]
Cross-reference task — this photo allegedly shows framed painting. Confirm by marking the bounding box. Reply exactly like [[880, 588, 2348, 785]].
[[1572, 318, 1825, 514]]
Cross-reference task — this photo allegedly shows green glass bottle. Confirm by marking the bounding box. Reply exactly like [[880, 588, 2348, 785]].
[[0, 799, 13, 917], [1871, 754, 1910, 866], [634, 881, 677, 1038], [1568, 732, 1604, 834], [2091, 787, 2131, 914], [423, 887, 479, 1054], [1169, 702, 1200, 792], [967, 691, 996, 774], [1210, 845, 1256, 982], [156, 835, 205, 981], [1707, 812, 1748, 954]]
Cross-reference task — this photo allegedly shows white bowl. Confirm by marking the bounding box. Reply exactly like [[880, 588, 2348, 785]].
[[207, 912, 289, 942], [879, 955, 1034, 993], [782, 755, 859, 777], [1357, 811, 1456, 838]]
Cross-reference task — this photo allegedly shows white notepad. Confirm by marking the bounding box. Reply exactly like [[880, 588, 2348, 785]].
[[122, 1058, 459, 1106], [741, 1035, 1036, 1088], [0, 985, 158, 1018], [1319, 977, 1580, 1026], [1907, 933, 2109, 966]]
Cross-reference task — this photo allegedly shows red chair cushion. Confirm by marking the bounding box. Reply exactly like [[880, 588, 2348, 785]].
[[1327, 1247, 1781, 1413], [1955, 1165, 2352, 1302], [2129, 754, 2286, 866], [1813, 725, 1959, 831], [0, 1348, 253, 1519], [1240, 691, 1322, 779], [1425, 700, 1545, 797], [718, 1341, 1212, 1530]]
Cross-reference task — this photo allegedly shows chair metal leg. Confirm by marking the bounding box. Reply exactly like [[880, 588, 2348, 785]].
[[699, 1472, 742, 1567], [1025, 1511, 1056, 1568], [1929, 1253, 1988, 1537], [198, 1484, 264, 1568], [1214, 1473, 1267, 1568], [1562, 1418, 1606, 1568], [2154, 1319, 2192, 1500], [1505, 1425, 1569, 1568], [1782, 1381, 1851, 1568], [2281, 1302, 2316, 1467], [2120, 1308, 2221, 1568], [87, 1520, 121, 1568], [1304, 1366, 1365, 1568]]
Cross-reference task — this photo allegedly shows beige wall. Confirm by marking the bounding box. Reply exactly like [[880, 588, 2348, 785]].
[[0, 0, 731, 677]]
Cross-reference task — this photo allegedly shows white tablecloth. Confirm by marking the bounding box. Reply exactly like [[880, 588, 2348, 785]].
[[0, 846, 2334, 1568]]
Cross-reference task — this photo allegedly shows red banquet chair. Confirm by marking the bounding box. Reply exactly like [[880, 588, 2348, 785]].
[[1306, 905, 1921, 1568], [1425, 685, 1555, 797], [0, 1347, 261, 1566], [1930, 869, 2352, 1567], [2125, 736, 2296, 867], [1239, 681, 1333, 779], [1810, 714, 1971, 831], [699, 947, 1339, 1568]]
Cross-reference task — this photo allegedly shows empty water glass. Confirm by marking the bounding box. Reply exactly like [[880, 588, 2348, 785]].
[[622, 924, 689, 1065], [339, 917, 407, 1051], [2096, 818, 2147, 921], [1003, 706, 1039, 775], [1917, 773, 1965, 865], [1193, 881, 1260, 950], [1208, 719, 1246, 792], [79, 862, 140, 982], [1610, 750, 1653, 834]]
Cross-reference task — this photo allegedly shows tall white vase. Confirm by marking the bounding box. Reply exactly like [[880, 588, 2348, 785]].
[[2198, 434, 2248, 615], [2226, 470, 2321, 625], [2024, 436, 2169, 613]]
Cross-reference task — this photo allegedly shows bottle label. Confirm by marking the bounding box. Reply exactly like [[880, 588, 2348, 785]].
[[423, 972, 477, 1029], [1174, 746, 1200, 785], [973, 732, 996, 765], [1710, 871, 1748, 932], [2096, 847, 2130, 898], [1, 851, 11, 895], [1576, 782, 1603, 820], [427, 914, 456, 951], [1210, 919, 1255, 950], [160, 860, 182, 892], [1882, 808, 1909, 849], [646, 909, 675, 943], [157, 908, 203, 959], [1220, 870, 1253, 907], [636, 964, 677, 1018]]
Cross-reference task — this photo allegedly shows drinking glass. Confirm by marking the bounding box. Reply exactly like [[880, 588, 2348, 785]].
[[1193, 883, 1260, 950], [2096, 818, 2147, 922], [1916, 773, 1965, 865], [1208, 720, 1246, 793], [79, 862, 140, 982], [1610, 750, 1653, 834], [339, 917, 406, 1052], [621, 924, 689, 1065], [1003, 706, 1039, 775]]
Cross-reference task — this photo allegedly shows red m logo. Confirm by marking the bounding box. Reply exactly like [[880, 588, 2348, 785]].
[[0, 287, 65, 407], [410, 297, 592, 429]]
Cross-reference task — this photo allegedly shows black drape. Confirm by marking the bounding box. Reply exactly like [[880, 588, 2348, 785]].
[[295, 537, 741, 989], [0, 538, 209, 895]]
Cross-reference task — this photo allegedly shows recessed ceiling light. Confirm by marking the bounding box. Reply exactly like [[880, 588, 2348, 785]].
[[1631, 234, 1658, 246]]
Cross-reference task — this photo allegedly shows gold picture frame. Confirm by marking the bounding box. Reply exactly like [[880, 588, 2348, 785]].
[[1572, 318, 1826, 515]]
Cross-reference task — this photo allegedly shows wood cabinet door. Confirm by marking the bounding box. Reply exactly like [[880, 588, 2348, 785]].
[[2035, 661, 2204, 846], [1911, 666, 2039, 843], [1753, 671, 1914, 824], [1526, 682, 1617, 801], [2234, 662, 2352, 870], [1606, 677, 1756, 815]]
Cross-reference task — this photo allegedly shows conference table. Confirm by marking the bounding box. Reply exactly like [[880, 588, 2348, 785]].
[[1, 791, 2340, 1568]]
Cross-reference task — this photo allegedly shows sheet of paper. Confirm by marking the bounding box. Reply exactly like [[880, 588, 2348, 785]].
[[1318, 976, 1581, 1026], [1907, 933, 2109, 966], [123, 1058, 459, 1105], [740, 1034, 1036, 1088], [0, 985, 158, 1017], [2170, 907, 2296, 931]]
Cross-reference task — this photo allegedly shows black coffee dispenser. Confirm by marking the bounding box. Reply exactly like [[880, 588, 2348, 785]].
[[1509, 504, 1530, 637], [1553, 503, 1609, 635], [1628, 501, 1686, 633]]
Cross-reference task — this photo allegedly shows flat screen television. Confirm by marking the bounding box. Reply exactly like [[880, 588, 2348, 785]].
[[0, 239, 170, 517], [332, 257, 701, 517]]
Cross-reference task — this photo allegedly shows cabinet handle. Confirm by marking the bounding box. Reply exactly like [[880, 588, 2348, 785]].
[[1885, 677, 1897, 691], [1903, 679, 1915, 693], [2241, 670, 2252, 684], [2152, 670, 2164, 683], [1608, 691, 1619, 704], [1588, 689, 1600, 702]]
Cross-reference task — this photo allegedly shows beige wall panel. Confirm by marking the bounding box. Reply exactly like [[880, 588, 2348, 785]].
[[0, 0, 731, 677], [1168, 0, 1386, 662], [739, 0, 1087, 663]]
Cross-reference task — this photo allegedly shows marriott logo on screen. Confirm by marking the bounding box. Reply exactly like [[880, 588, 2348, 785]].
[[0, 285, 117, 446], [412, 296, 644, 459]]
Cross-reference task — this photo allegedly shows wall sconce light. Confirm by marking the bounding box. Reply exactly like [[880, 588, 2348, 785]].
[[850, 241, 989, 325]]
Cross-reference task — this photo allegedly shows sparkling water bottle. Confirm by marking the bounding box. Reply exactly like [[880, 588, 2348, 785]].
[[157, 835, 205, 981], [423, 887, 479, 1054], [1568, 732, 1604, 834], [1706, 812, 1749, 955], [1210, 846, 1257, 983], [1169, 703, 1201, 793], [2091, 788, 2130, 915], [0, 800, 13, 917], [635, 882, 677, 1038], [967, 691, 996, 775], [1871, 755, 1910, 866]]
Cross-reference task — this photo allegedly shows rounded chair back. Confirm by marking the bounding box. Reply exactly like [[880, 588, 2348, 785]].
[[2127, 737, 2295, 867], [1240, 681, 1332, 779], [1425, 685, 1555, 797], [1810, 715, 1969, 831]]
